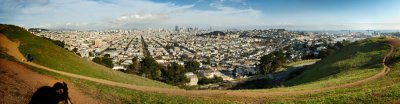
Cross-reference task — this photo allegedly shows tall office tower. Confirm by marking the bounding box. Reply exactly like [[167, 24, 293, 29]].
[[175, 26, 179, 32]]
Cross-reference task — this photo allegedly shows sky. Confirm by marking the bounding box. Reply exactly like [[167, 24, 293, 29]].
[[0, 0, 400, 30]]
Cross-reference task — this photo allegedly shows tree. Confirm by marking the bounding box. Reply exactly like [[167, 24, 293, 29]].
[[88, 52, 94, 57], [342, 40, 351, 46], [184, 60, 200, 72], [104, 54, 111, 58], [127, 57, 140, 74], [140, 56, 159, 78], [101, 58, 113, 68], [92, 57, 102, 64], [165, 62, 189, 85], [53, 40, 65, 48], [41, 37, 65, 48], [92, 57, 113, 68], [319, 49, 335, 59], [72, 48, 78, 53], [151, 69, 162, 80], [198, 76, 223, 85], [257, 50, 287, 75], [334, 41, 344, 48]]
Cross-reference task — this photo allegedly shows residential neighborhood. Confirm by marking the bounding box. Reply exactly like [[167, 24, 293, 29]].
[[31, 27, 379, 87]]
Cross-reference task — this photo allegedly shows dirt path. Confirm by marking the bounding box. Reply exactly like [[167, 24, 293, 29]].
[[0, 35, 24, 60], [0, 34, 397, 103]]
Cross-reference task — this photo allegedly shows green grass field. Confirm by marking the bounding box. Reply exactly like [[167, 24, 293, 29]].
[[237, 37, 399, 103], [239, 38, 388, 93], [284, 38, 387, 89], [267, 44, 400, 103], [0, 24, 176, 89]]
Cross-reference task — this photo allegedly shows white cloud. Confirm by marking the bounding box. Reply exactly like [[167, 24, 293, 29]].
[[1, 0, 266, 29], [168, 0, 263, 26], [3, 0, 253, 30], [112, 12, 169, 25]]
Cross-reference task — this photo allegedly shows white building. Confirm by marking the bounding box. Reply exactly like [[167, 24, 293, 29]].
[[185, 72, 198, 86]]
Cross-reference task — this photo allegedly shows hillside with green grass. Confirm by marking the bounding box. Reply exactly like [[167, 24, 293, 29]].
[[267, 38, 400, 103], [237, 37, 400, 103], [285, 37, 388, 87], [0, 24, 176, 89], [244, 38, 389, 92]]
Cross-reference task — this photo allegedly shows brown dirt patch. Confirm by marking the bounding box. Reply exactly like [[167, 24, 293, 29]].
[[387, 37, 400, 47], [0, 34, 24, 60]]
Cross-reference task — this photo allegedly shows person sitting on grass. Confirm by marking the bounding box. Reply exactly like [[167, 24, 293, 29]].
[[26, 53, 34, 62]]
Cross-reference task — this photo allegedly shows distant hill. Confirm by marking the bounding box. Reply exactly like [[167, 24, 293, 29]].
[[197, 31, 226, 36], [28, 28, 49, 33]]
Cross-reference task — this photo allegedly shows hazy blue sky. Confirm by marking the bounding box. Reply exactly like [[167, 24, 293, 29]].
[[1, 0, 399, 30]]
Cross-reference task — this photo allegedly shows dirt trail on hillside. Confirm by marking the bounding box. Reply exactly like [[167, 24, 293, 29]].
[[1, 34, 398, 103], [0, 35, 24, 60]]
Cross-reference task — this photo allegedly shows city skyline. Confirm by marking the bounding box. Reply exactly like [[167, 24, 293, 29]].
[[1, 0, 400, 30]]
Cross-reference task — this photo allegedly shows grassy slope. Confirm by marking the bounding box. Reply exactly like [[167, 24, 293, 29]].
[[242, 38, 388, 93], [285, 37, 387, 88], [0, 24, 176, 89], [245, 39, 387, 93], [270, 40, 400, 103]]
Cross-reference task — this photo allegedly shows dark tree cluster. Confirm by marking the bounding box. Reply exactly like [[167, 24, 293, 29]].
[[126, 57, 140, 74], [165, 42, 179, 50], [184, 60, 200, 72], [317, 40, 351, 59], [92, 56, 113, 68], [139, 56, 162, 79], [41, 37, 66, 48], [126, 56, 190, 86], [141, 36, 151, 57], [196, 31, 226, 37], [292, 39, 351, 60], [198, 76, 223, 85], [257, 50, 287, 75], [163, 62, 189, 85]]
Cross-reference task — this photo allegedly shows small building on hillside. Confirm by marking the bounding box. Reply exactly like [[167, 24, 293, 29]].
[[112, 65, 126, 71], [185, 72, 198, 86]]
